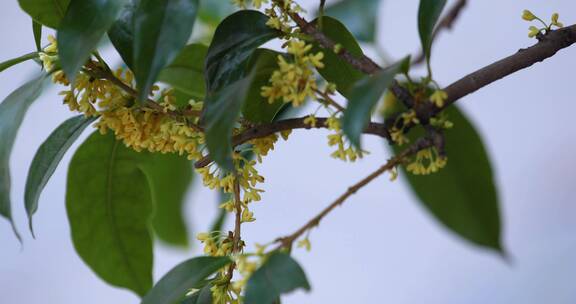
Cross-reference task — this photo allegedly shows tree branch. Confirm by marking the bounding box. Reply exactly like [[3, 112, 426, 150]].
[[194, 116, 390, 168], [274, 137, 434, 249]]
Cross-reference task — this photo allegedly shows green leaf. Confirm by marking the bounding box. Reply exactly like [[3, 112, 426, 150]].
[[25, 115, 95, 235], [322, 0, 381, 42], [0, 74, 47, 241], [140, 153, 193, 247], [241, 49, 286, 123], [57, 0, 127, 81], [67, 132, 154, 296], [245, 252, 311, 304], [158, 43, 208, 101], [392, 105, 502, 251], [141, 256, 231, 304], [109, 0, 138, 69], [418, 0, 447, 68], [33, 20, 42, 52], [18, 0, 70, 29], [133, 0, 199, 101], [0, 52, 39, 74], [198, 0, 235, 26], [182, 284, 212, 304], [342, 57, 408, 148], [311, 16, 364, 98], [205, 10, 280, 94], [204, 75, 254, 171]]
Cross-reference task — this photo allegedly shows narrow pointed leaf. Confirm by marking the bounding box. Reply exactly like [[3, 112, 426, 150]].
[[342, 57, 408, 148], [18, 0, 70, 29], [391, 105, 502, 251], [67, 132, 153, 296], [158, 43, 208, 100], [109, 0, 138, 69], [205, 75, 254, 171], [133, 0, 199, 101], [33, 20, 43, 52], [141, 256, 231, 304], [205, 10, 280, 94], [0, 52, 39, 74], [57, 0, 127, 81], [311, 16, 364, 98], [418, 0, 447, 65], [25, 115, 95, 234], [0, 74, 47, 240], [140, 153, 193, 247], [245, 253, 311, 304]]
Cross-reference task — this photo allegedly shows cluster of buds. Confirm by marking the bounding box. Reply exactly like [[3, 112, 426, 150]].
[[522, 10, 564, 38]]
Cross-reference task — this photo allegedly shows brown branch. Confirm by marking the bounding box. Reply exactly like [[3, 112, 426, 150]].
[[273, 0, 382, 74], [439, 24, 576, 112], [275, 137, 434, 249], [194, 116, 390, 168], [413, 0, 468, 65], [225, 178, 243, 282]]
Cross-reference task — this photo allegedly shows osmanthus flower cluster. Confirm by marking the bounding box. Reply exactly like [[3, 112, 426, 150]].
[[4, 0, 572, 302]]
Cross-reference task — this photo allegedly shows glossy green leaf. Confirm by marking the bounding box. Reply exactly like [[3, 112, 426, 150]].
[[198, 0, 235, 26], [25, 115, 95, 235], [67, 132, 154, 296], [57, 0, 127, 81], [140, 153, 193, 247], [418, 0, 447, 68], [159, 43, 207, 100], [133, 0, 199, 101], [392, 105, 502, 251], [18, 0, 70, 29], [205, 10, 280, 93], [0, 52, 39, 74], [0, 74, 47, 240], [311, 16, 364, 98], [109, 0, 138, 69], [323, 0, 381, 42], [205, 75, 254, 171], [141, 256, 231, 304], [33, 20, 42, 52], [182, 284, 212, 304], [241, 49, 286, 123], [342, 57, 408, 148], [245, 253, 311, 304]]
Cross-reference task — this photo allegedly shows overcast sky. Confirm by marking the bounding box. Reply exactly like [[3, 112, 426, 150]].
[[1, 0, 576, 303]]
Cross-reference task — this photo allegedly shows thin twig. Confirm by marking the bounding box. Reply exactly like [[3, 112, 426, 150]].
[[313, 89, 345, 112], [275, 137, 434, 249], [225, 177, 243, 282]]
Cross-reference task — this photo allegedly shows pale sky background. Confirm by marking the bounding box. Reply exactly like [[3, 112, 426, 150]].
[[1, 0, 576, 303]]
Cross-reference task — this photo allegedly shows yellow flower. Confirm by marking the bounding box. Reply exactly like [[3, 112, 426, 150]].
[[430, 90, 448, 108], [522, 10, 536, 21], [528, 26, 540, 38], [303, 115, 317, 127], [297, 238, 312, 251], [551, 13, 563, 28]]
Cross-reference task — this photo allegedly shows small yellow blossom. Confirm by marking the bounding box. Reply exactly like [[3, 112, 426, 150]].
[[528, 26, 541, 38], [297, 238, 312, 251], [522, 10, 537, 21], [430, 90, 448, 108]]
